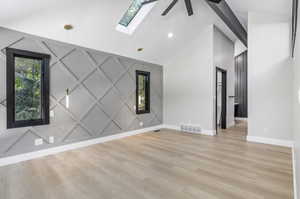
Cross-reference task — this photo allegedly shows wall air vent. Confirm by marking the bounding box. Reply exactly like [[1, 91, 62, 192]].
[[116, 0, 158, 35], [180, 124, 202, 134]]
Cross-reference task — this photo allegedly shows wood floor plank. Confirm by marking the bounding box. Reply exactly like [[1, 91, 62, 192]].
[[0, 122, 293, 199]]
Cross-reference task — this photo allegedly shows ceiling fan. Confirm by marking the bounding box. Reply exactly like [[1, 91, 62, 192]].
[[162, 0, 222, 16]]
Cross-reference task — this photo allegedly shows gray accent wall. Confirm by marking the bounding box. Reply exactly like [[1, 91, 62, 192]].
[[0, 27, 163, 158]]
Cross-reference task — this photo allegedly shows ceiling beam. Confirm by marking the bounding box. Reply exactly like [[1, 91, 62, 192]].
[[205, 0, 248, 47], [184, 0, 194, 16], [162, 0, 178, 16]]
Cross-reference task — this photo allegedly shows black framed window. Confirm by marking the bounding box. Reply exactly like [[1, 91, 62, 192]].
[[136, 70, 150, 114], [6, 48, 50, 129]]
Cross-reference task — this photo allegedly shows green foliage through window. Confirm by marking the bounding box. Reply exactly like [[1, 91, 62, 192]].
[[15, 57, 42, 121], [138, 75, 146, 111], [136, 70, 150, 114]]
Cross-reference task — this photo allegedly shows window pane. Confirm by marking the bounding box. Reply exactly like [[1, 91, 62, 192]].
[[15, 56, 42, 121], [119, 0, 154, 27], [138, 74, 146, 111]]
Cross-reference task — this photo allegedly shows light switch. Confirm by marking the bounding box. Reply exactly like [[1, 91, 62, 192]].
[[50, 110, 55, 118]]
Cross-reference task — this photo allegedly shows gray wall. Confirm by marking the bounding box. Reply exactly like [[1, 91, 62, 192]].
[[0, 27, 163, 158]]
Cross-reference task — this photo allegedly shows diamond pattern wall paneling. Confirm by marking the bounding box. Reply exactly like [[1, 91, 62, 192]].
[[101, 121, 122, 137], [60, 85, 95, 119], [0, 27, 163, 158], [113, 105, 136, 131], [50, 62, 77, 100], [61, 50, 93, 79], [83, 70, 112, 99], [115, 72, 136, 101], [81, 105, 111, 136], [100, 87, 124, 118], [100, 58, 126, 83]]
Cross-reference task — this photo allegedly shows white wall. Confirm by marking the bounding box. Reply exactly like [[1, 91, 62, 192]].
[[248, 12, 293, 141], [234, 39, 247, 57], [163, 25, 234, 132], [164, 25, 214, 132], [213, 26, 235, 128], [292, 6, 300, 198], [293, 48, 300, 199]]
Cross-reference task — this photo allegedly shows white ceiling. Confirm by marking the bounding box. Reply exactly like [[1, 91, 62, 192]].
[[0, 0, 293, 65], [226, 0, 292, 29], [0, 0, 237, 65]]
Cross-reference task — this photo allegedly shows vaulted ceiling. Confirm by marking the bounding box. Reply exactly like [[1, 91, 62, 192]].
[[0, 0, 292, 65], [226, 0, 292, 29]]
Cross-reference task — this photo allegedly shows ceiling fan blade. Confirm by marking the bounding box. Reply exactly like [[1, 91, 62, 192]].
[[162, 0, 178, 16], [184, 0, 193, 16]]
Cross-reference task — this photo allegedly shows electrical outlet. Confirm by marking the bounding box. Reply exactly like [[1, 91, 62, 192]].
[[49, 136, 54, 144], [50, 110, 55, 118], [35, 139, 43, 146], [139, 122, 144, 127]]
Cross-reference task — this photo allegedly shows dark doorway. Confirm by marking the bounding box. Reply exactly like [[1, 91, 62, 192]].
[[235, 51, 248, 118], [216, 67, 227, 134]]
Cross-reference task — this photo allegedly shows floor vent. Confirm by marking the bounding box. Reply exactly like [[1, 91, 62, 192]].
[[180, 125, 202, 134]]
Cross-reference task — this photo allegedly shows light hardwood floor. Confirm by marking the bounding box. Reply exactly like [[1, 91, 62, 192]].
[[0, 126, 293, 199], [217, 120, 248, 140]]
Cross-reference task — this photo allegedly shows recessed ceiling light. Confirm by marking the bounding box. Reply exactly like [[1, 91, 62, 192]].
[[64, 24, 73, 30], [168, 32, 174, 38], [137, 48, 144, 52]]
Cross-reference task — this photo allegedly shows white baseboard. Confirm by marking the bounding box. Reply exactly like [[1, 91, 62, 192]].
[[201, 129, 216, 136], [235, 117, 248, 121], [0, 125, 163, 167], [247, 136, 294, 148], [228, 121, 236, 128], [162, 124, 216, 136], [162, 124, 181, 131], [293, 148, 298, 199]]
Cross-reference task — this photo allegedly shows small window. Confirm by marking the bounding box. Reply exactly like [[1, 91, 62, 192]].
[[136, 70, 150, 114], [6, 48, 50, 129]]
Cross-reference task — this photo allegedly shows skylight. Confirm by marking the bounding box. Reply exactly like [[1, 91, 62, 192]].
[[116, 0, 157, 35]]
